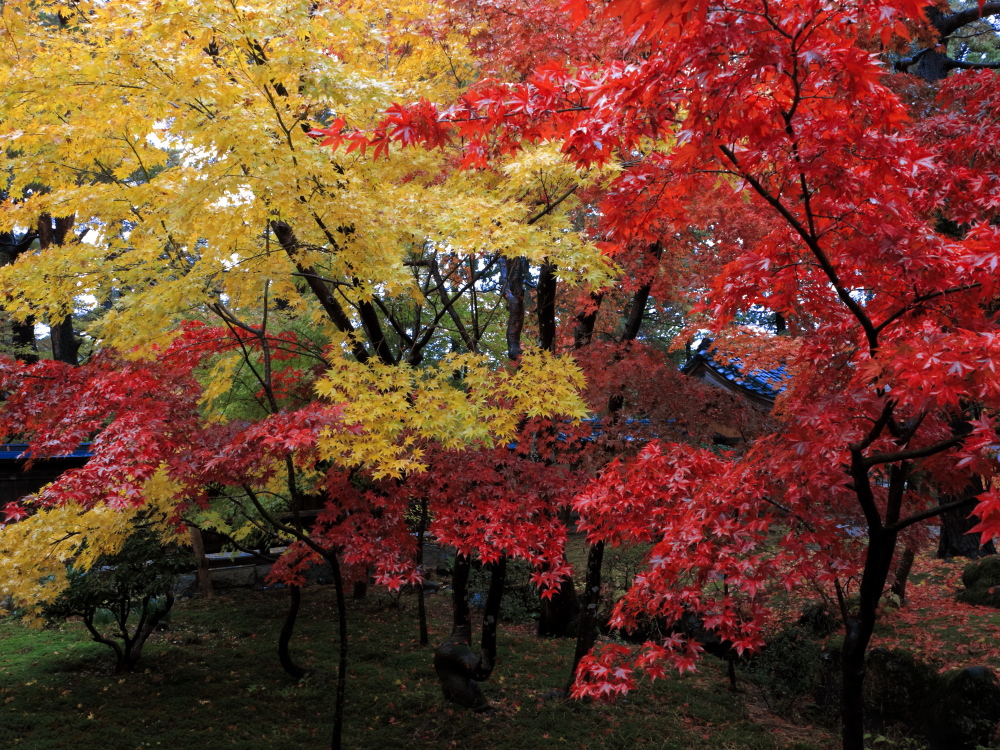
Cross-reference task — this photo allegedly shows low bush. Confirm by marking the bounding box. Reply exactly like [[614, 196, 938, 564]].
[[42, 528, 191, 673]]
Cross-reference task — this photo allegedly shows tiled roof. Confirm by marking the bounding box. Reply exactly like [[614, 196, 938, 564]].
[[682, 340, 787, 402], [0, 443, 94, 461]]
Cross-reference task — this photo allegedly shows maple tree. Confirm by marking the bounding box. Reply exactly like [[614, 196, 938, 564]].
[[5, 1, 1000, 748], [0, 2, 600, 747], [320, 1, 1000, 748]]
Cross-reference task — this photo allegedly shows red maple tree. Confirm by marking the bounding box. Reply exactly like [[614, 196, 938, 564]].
[[316, 2, 1000, 747]]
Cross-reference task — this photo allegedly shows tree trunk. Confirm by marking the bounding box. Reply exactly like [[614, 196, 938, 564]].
[[938, 501, 997, 559], [127, 592, 173, 670], [891, 546, 916, 603], [326, 551, 349, 750], [537, 574, 581, 638], [433, 554, 488, 709], [501, 257, 526, 360], [37, 215, 80, 365], [0, 230, 39, 363], [840, 618, 867, 750], [188, 526, 214, 598], [841, 527, 898, 750], [278, 585, 312, 679], [472, 557, 507, 681], [567, 540, 605, 692], [416, 497, 429, 646], [573, 292, 603, 348], [537, 262, 557, 352], [352, 572, 368, 600]]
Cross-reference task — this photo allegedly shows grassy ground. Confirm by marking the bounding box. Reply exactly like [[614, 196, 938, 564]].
[[0, 586, 835, 750]]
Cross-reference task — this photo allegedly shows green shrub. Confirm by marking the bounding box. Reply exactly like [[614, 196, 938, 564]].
[[42, 527, 191, 673], [741, 625, 828, 717], [467, 558, 541, 625]]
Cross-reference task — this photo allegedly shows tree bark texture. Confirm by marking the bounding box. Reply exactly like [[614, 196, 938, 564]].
[[501, 257, 526, 360], [567, 540, 605, 692], [278, 585, 312, 679], [938, 496, 997, 559], [416, 497, 430, 646], [37, 214, 80, 365], [325, 551, 349, 750], [841, 526, 898, 750], [537, 262, 557, 352], [573, 292, 603, 349], [433, 554, 488, 710]]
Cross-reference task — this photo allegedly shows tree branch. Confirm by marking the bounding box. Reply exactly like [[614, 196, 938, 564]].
[[862, 434, 965, 467], [885, 496, 978, 535]]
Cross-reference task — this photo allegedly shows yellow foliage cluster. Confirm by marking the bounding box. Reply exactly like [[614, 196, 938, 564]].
[[0, 0, 611, 352], [316, 349, 588, 477], [0, 469, 186, 619], [0, 0, 606, 612]]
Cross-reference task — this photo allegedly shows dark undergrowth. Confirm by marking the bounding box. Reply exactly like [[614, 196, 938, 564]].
[[0, 586, 834, 750]]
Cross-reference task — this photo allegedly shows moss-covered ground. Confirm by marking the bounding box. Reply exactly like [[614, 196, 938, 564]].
[[1, 585, 835, 750]]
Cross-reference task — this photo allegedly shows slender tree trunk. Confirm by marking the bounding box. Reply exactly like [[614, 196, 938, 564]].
[[0, 231, 39, 363], [891, 547, 916, 603], [278, 586, 312, 679], [37, 215, 80, 365], [433, 554, 488, 709], [573, 292, 603, 348], [352, 572, 368, 600], [567, 540, 605, 692], [452, 554, 473, 633], [535, 260, 583, 638], [537, 262, 557, 352], [567, 265, 657, 688], [841, 528, 898, 750], [472, 557, 507, 681], [537, 574, 581, 638], [501, 257, 526, 360], [188, 527, 214, 598], [127, 592, 173, 669], [326, 551, 349, 750], [416, 497, 429, 646]]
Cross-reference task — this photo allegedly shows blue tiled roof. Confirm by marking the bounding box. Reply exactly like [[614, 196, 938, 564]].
[[683, 340, 787, 401], [0, 443, 94, 461]]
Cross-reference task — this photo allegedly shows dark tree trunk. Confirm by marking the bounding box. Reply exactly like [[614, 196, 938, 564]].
[[37, 214, 80, 365], [566, 262, 658, 681], [573, 292, 603, 348], [891, 546, 916, 603], [188, 527, 214, 598], [0, 230, 39, 363], [537, 262, 557, 352], [49, 314, 80, 365], [841, 525, 898, 750], [11, 319, 38, 364], [538, 574, 581, 638], [352, 573, 368, 600], [126, 592, 173, 671], [472, 557, 507, 681], [938, 500, 997, 559], [433, 554, 488, 709], [325, 550, 349, 750], [278, 585, 312, 679], [567, 540, 605, 692], [501, 257, 526, 360], [416, 497, 430, 646]]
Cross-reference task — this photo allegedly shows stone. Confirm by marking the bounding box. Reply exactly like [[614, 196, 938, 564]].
[[957, 555, 1000, 608]]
